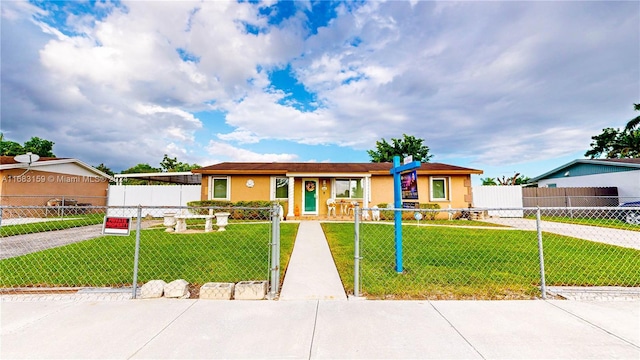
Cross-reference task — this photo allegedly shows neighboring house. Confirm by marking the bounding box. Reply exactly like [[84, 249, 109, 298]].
[[192, 162, 483, 219], [529, 159, 640, 201], [0, 156, 113, 208]]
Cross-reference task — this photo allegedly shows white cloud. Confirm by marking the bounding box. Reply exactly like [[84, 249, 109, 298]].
[[217, 130, 262, 144], [206, 141, 298, 162]]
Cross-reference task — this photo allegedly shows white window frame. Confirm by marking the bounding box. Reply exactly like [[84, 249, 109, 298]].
[[209, 176, 230, 200], [333, 178, 365, 199], [270, 176, 289, 200], [430, 176, 450, 202]]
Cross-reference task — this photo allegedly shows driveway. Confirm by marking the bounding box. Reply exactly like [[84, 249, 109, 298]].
[[483, 218, 640, 250], [0, 225, 104, 260], [0, 220, 161, 260]]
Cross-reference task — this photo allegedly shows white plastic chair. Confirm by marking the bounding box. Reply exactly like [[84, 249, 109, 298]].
[[326, 198, 337, 217], [371, 205, 380, 221], [347, 201, 358, 216]]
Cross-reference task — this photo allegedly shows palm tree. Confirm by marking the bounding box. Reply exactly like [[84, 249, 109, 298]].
[[611, 130, 640, 158], [481, 177, 497, 185], [624, 103, 640, 131]]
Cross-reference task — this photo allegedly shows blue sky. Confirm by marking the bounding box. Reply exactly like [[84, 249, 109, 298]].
[[1, 0, 638, 185]]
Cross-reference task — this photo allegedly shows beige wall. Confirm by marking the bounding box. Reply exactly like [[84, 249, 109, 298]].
[[230, 175, 271, 201], [199, 173, 474, 219], [0, 168, 109, 206], [370, 174, 473, 219]]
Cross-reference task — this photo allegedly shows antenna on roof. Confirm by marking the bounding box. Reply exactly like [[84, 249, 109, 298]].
[[13, 152, 40, 176]]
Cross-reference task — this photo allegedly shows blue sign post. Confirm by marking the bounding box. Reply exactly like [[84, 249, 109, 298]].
[[390, 155, 421, 273]]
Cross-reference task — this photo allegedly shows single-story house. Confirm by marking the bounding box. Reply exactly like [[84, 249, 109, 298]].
[[529, 159, 640, 202], [0, 156, 114, 209], [192, 162, 483, 219]]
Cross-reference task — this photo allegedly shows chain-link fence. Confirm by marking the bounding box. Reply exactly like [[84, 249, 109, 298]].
[[0, 195, 108, 213], [350, 206, 640, 300], [523, 195, 640, 209], [0, 204, 283, 300]]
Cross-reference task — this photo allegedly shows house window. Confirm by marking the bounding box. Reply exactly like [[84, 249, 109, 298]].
[[211, 177, 229, 200], [274, 177, 289, 199], [335, 178, 363, 199], [430, 177, 449, 201]]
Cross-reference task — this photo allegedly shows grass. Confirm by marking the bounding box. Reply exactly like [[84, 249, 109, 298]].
[[0, 213, 106, 236], [0, 223, 298, 289], [322, 222, 640, 300], [395, 219, 507, 227]]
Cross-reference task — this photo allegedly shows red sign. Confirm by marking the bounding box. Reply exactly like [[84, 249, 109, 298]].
[[102, 217, 131, 236]]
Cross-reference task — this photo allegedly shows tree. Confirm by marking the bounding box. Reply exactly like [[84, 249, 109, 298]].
[[496, 173, 531, 185], [0, 133, 25, 156], [624, 103, 640, 132], [482, 174, 530, 186], [585, 127, 640, 159], [481, 177, 497, 185], [160, 154, 201, 172], [95, 163, 114, 176], [119, 163, 161, 185], [586, 103, 640, 159], [367, 134, 433, 163], [514, 175, 531, 186], [121, 163, 161, 174], [0, 134, 55, 157], [23, 137, 55, 157]]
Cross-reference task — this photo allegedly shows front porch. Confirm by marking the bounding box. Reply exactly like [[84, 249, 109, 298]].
[[286, 214, 358, 221]]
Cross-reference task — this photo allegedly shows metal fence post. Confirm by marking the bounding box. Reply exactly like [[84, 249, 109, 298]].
[[131, 205, 143, 299], [0, 207, 3, 227], [269, 203, 280, 299], [354, 203, 361, 298], [536, 207, 547, 299]]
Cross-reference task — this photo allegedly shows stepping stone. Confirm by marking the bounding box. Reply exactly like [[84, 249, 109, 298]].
[[200, 282, 234, 300], [164, 279, 190, 298], [234, 281, 267, 300], [139, 280, 166, 299]]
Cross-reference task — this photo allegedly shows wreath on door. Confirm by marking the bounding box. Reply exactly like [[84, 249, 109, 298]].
[[305, 182, 316, 192]]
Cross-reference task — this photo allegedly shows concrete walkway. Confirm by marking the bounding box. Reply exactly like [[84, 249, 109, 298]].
[[279, 221, 347, 300]]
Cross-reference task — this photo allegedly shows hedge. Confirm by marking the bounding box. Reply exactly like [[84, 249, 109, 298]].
[[186, 200, 287, 220]]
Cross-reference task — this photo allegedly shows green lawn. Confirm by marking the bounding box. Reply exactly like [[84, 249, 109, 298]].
[[322, 222, 640, 300], [0, 223, 298, 289], [0, 213, 105, 237], [371, 219, 507, 227]]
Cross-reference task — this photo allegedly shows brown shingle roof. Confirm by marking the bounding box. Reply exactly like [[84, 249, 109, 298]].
[[193, 162, 482, 175], [0, 156, 62, 165]]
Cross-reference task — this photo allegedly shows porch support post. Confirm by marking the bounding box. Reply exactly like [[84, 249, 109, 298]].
[[287, 176, 295, 218], [363, 176, 370, 209]]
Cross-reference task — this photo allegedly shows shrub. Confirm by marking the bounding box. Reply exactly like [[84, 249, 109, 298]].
[[376, 203, 395, 220], [186, 200, 286, 220], [419, 203, 441, 220]]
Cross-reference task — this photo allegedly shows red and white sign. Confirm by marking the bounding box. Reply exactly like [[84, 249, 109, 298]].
[[102, 217, 131, 236]]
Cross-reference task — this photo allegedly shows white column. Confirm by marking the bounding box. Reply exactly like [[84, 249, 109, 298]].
[[287, 176, 295, 217], [363, 177, 370, 208]]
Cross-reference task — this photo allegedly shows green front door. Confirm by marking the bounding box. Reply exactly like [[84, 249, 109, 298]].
[[304, 179, 317, 213]]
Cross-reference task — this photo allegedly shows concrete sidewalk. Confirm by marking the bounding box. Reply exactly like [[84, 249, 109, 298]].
[[1, 299, 638, 359]]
